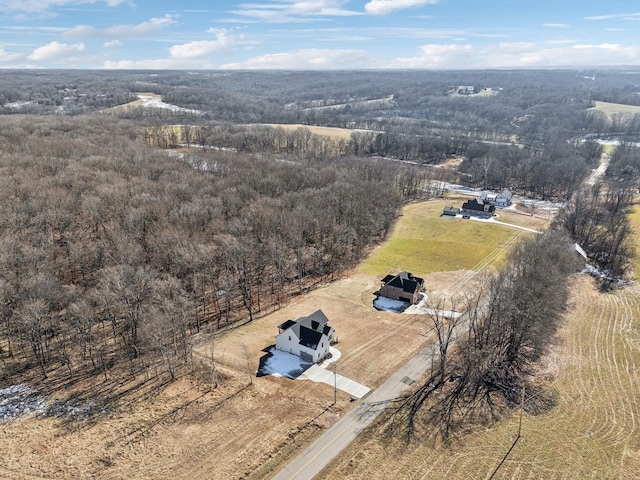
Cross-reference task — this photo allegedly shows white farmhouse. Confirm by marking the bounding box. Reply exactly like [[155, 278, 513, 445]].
[[275, 310, 335, 363], [480, 191, 513, 208]]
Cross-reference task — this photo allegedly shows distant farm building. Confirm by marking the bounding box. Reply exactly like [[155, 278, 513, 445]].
[[275, 310, 334, 363], [379, 271, 424, 304], [442, 206, 461, 217], [461, 198, 495, 218], [480, 191, 513, 208]]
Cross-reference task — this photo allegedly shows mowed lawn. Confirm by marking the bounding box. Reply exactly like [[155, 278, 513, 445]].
[[358, 200, 530, 277]]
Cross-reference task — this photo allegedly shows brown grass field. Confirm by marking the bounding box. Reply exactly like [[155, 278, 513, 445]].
[[320, 274, 640, 480], [4, 197, 636, 480], [316, 201, 640, 480], [590, 100, 640, 120], [260, 123, 357, 141]]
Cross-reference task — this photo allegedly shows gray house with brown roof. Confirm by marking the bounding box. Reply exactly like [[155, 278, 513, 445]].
[[379, 271, 424, 304]]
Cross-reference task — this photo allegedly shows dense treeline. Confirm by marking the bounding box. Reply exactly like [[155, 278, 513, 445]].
[[459, 139, 602, 200], [559, 183, 635, 287], [143, 122, 601, 200], [143, 123, 463, 166], [606, 142, 640, 185], [2, 69, 640, 142], [389, 229, 579, 439], [0, 115, 423, 382]]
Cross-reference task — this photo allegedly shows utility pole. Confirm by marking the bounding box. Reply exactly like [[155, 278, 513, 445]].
[[488, 386, 525, 480], [333, 362, 337, 405], [517, 386, 525, 438]]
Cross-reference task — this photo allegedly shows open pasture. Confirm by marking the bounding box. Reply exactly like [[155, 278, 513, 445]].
[[590, 100, 640, 120], [358, 199, 545, 278], [260, 123, 357, 141]]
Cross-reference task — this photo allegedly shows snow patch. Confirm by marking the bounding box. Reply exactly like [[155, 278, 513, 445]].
[[136, 94, 202, 115], [0, 385, 46, 421], [257, 348, 313, 379], [373, 296, 411, 313], [1, 384, 107, 422]]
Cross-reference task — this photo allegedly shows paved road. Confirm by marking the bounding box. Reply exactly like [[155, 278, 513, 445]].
[[270, 342, 440, 480]]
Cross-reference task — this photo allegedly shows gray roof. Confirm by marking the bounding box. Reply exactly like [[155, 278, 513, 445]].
[[381, 271, 424, 295], [278, 310, 333, 351]]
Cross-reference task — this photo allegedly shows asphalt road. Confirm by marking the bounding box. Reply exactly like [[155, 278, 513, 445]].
[[270, 341, 440, 480]]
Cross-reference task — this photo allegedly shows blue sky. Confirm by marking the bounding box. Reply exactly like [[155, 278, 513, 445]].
[[0, 1, 639, 69]]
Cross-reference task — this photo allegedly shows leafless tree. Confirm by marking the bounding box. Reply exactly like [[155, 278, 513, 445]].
[[389, 230, 577, 440]]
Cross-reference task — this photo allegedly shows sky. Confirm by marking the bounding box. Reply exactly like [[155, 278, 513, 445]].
[[0, 1, 639, 69]]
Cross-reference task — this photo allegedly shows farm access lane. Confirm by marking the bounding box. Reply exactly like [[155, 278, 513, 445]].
[[271, 306, 476, 480]]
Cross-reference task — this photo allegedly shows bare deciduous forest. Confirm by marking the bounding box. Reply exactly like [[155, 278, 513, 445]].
[[0, 113, 429, 385]]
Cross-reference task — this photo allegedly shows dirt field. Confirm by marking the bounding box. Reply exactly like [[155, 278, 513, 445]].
[[319, 275, 640, 480]]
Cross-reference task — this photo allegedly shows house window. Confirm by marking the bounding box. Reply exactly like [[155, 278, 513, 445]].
[[289, 336, 291, 341], [321, 342, 324, 347]]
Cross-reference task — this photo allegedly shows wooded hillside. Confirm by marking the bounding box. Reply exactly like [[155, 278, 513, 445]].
[[0, 115, 423, 384]]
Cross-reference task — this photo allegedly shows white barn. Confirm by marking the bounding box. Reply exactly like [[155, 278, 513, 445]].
[[275, 310, 335, 363]]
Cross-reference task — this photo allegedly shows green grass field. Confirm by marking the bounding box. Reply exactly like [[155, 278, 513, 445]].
[[358, 200, 534, 277]]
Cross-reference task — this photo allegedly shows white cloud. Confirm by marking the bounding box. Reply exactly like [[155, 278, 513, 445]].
[[221, 48, 376, 69], [388, 42, 640, 69], [0, 47, 23, 64], [103, 40, 123, 47], [63, 14, 177, 39], [169, 28, 238, 59], [390, 44, 473, 68], [27, 41, 85, 61], [102, 27, 247, 69], [103, 58, 194, 69], [543, 23, 570, 29], [585, 12, 640, 21], [365, 0, 439, 16], [231, 0, 361, 23], [0, 0, 127, 14]]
